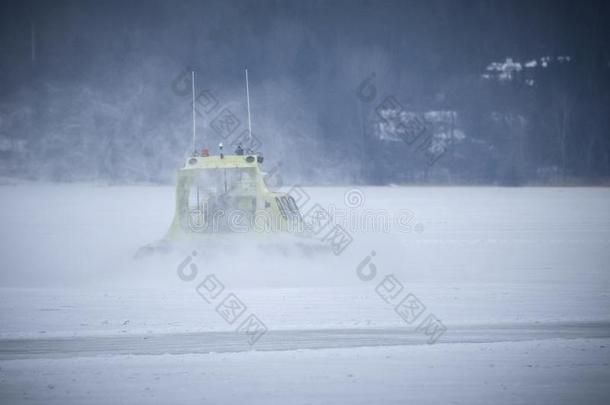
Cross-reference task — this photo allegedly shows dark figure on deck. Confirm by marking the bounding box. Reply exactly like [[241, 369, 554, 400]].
[[235, 143, 244, 155]]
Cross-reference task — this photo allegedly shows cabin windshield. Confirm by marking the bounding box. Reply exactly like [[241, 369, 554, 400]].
[[185, 168, 258, 224], [191, 168, 256, 197]]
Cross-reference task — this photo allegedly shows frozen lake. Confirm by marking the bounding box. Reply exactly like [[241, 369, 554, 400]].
[[1, 184, 609, 404]]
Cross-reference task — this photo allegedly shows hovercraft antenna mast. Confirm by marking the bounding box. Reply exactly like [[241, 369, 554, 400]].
[[191, 70, 196, 156], [191, 70, 200, 208], [245, 68, 252, 144]]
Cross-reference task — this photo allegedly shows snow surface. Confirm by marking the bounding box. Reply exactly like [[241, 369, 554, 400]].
[[1, 184, 609, 403]]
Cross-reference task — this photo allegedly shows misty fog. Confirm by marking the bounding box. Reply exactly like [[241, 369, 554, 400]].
[[1, 0, 609, 185]]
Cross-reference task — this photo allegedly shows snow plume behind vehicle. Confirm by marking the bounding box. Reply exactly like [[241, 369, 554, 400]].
[[2, 183, 609, 291], [0, 183, 415, 290]]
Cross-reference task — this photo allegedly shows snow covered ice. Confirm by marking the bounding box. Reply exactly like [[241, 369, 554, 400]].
[[1, 184, 609, 404]]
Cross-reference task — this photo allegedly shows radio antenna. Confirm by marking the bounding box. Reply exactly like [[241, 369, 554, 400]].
[[245, 68, 252, 142], [191, 70, 196, 155]]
